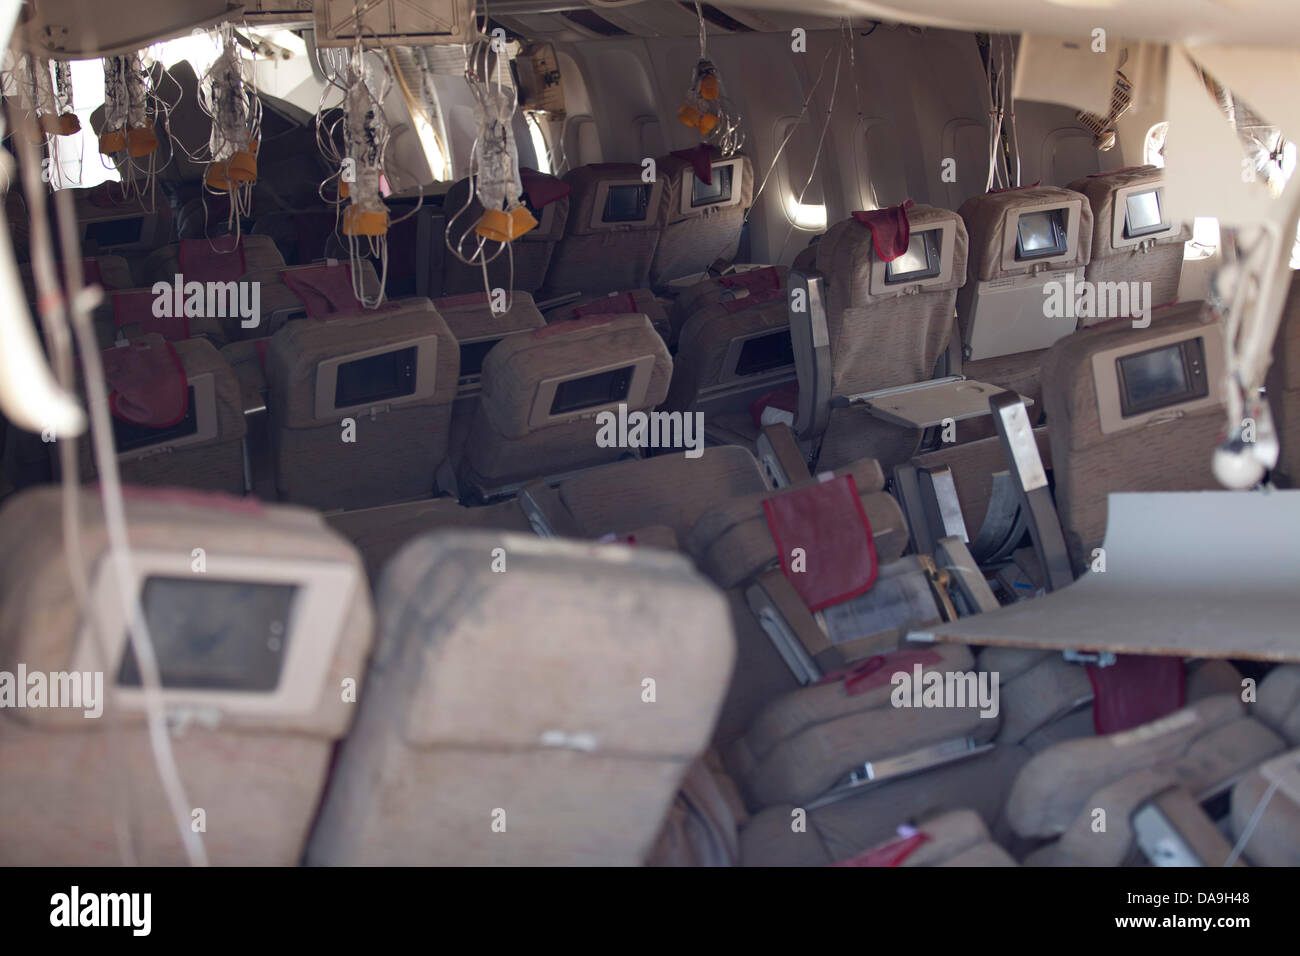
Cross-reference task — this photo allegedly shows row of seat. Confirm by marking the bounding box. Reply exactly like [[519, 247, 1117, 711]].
[[8, 439, 1295, 866]]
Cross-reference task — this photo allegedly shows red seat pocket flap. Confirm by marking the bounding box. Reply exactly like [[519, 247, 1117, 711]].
[[102, 335, 189, 427], [1087, 655, 1186, 735], [850, 199, 914, 261], [280, 265, 362, 318], [761, 473, 879, 611]]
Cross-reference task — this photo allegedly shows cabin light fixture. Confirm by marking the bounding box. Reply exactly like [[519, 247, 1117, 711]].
[[1045, 0, 1121, 8], [786, 196, 827, 230]]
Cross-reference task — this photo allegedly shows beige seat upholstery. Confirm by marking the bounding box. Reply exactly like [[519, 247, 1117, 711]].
[[663, 282, 793, 416], [266, 298, 459, 510], [0, 486, 373, 865], [18, 254, 133, 301], [957, 186, 1094, 420], [649, 151, 754, 285], [136, 235, 286, 287], [73, 336, 246, 494], [555, 444, 770, 542], [1066, 165, 1190, 310], [306, 529, 735, 865], [544, 288, 672, 342], [1005, 694, 1285, 865], [439, 174, 570, 295], [1039, 301, 1226, 569], [739, 746, 1029, 866], [543, 164, 665, 295], [686, 457, 909, 589], [806, 205, 969, 469], [459, 313, 672, 495], [239, 259, 385, 341]]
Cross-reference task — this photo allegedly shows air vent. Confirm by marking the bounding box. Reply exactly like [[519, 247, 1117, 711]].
[[561, 10, 630, 36], [678, 3, 753, 33]]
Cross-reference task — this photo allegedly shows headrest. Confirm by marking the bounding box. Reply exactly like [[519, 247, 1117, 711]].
[[851, 199, 915, 260], [1066, 165, 1191, 258], [111, 289, 189, 341], [371, 529, 735, 756], [557, 445, 769, 541], [519, 166, 571, 208], [686, 458, 908, 588], [561, 163, 666, 235], [815, 203, 968, 302], [266, 298, 458, 429], [545, 290, 673, 341], [444, 174, 569, 243], [435, 290, 546, 339], [279, 264, 394, 319], [0, 486, 371, 734], [656, 150, 754, 225], [1039, 300, 1221, 453], [957, 185, 1093, 281], [477, 312, 672, 437], [102, 334, 188, 427], [675, 266, 788, 318], [180, 237, 247, 284]]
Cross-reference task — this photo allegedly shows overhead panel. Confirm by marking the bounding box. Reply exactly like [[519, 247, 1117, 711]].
[[24, 0, 239, 57], [313, 0, 476, 48]]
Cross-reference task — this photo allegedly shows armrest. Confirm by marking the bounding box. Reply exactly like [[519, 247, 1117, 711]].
[[787, 269, 831, 441], [1133, 786, 1242, 867], [756, 422, 811, 488], [745, 568, 845, 683], [517, 479, 585, 538], [989, 391, 1074, 592]]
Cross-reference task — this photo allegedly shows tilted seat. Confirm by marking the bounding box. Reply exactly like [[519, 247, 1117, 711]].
[[306, 529, 735, 865]]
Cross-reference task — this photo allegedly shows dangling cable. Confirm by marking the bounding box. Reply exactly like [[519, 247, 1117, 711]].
[[677, 4, 745, 156], [198, 25, 261, 244], [443, 34, 533, 308]]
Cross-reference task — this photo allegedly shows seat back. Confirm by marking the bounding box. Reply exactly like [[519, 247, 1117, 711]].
[[650, 151, 754, 285], [72, 335, 246, 494], [68, 185, 172, 261], [242, 259, 385, 340], [542, 164, 665, 295], [307, 529, 734, 865], [460, 313, 672, 493], [0, 486, 373, 864], [1040, 301, 1227, 567], [1066, 165, 1190, 312], [956, 186, 1093, 361], [439, 170, 570, 295], [136, 236, 286, 288], [266, 298, 459, 509], [665, 267, 794, 415], [815, 204, 969, 398]]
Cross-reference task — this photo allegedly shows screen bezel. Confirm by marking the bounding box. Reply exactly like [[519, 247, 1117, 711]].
[[868, 220, 957, 295], [1111, 182, 1178, 248], [72, 547, 357, 717], [1090, 324, 1224, 435], [586, 177, 664, 231], [332, 345, 419, 409], [313, 333, 442, 420], [998, 199, 1082, 272], [1115, 338, 1209, 418], [528, 353, 657, 428], [720, 327, 796, 383], [679, 158, 744, 216], [1014, 208, 1069, 261], [884, 229, 942, 285]]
